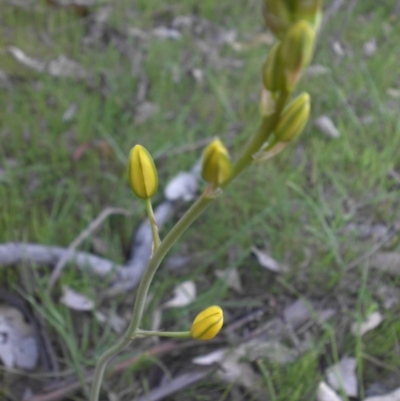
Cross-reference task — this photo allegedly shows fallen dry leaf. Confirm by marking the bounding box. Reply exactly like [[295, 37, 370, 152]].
[[215, 268, 243, 293], [8, 46, 45, 72], [9, 47, 90, 80], [134, 102, 159, 125], [316, 381, 343, 401], [252, 246, 287, 273], [351, 311, 383, 336], [332, 41, 345, 57], [387, 88, 400, 99], [164, 171, 198, 202], [363, 38, 377, 57], [0, 305, 38, 369], [314, 116, 340, 138], [62, 103, 78, 122], [95, 310, 126, 334], [192, 348, 227, 365], [326, 357, 358, 397], [163, 280, 196, 308], [365, 387, 400, 401], [216, 353, 262, 392], [152, 26, 181, 40], [47, 55, 89, 79], [307, 64, 330, 77], [369, 252, 400, 276], [60, 286, 95, 311]]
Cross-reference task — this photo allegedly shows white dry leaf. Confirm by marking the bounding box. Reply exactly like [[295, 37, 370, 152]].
[[0, 306, 38, 370], [62, 103, 78, 122], [365, 387, 400, 401], [369, 252, 400, 276], [134, 102, 159, 125], [8, 46, 45, 72], [47, 55, 89, 79], [351, 311, 383, 336], [215, 268, 243, 293], [8, 47, 90, 80], [165, 254, 191, 271], [217, 354, 261, 391], [252, 246, 286, 273], [108, 313, 126, 334], [387, 88, 400, 99], [316, 381, 343, 401], [192, 348, 228, 365], [363, 38, 377, 57], [60, 286, 95, 311], [152, 27, 181, 40], [307, 64, 330, 77], [164, 171, 198, 202], [332, 41, 345, 57], [95, 311, 126, 334], [191, 68, 204, 84], [193, 340, 297, 368], [163, 280, 196, 308], [326, 357, 358, 398], [314, 116, 340, 139], [238, 340, 298, 364]]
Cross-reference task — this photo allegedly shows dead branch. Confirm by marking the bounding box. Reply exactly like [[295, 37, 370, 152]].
[[48, 207, 131, 289]]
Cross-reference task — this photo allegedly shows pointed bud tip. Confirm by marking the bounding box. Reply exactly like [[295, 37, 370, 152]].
[[201, 139, 232, 186]]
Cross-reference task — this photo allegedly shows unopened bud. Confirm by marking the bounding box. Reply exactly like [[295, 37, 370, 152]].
[[128, 145, 158, 199], [201, 139, 232, 186], [281, 21, 315, 90], [262, 42, 286, 93], [191, 306, 223, 341], [294, 0, 322, 31], [275, 92, 310, 142], [263, 0, 292, 38]]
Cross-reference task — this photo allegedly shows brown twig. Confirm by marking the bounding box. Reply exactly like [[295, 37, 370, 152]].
[[345, 224, 400, 271], [133, 369, 213, 401], [48, 207, 131, 289]]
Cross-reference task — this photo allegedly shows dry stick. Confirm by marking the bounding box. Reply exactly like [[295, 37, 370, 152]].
[[48, 207, 131, 289], [0, 243, 125, 277], [133, 369, 213, 401], [345, 224, 400, 272]]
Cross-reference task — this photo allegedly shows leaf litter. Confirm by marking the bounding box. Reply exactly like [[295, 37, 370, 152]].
[[0, 305, 39, 370]]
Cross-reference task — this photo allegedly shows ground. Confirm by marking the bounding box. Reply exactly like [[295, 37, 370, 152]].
[[1, 0, 400, 400]]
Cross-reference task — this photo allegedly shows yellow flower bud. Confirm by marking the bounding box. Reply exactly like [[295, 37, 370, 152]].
[[262, 42, 286, 93], [281, 20, 315, 90], [128, 145, 158, 199], [201, 139, 232, 186], [191, 305, 223, 341], [275, 92, 310, 142], [263, 0, 292, 38]]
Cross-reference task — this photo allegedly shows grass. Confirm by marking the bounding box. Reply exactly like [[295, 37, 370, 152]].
[[1, 0, 400, 400]]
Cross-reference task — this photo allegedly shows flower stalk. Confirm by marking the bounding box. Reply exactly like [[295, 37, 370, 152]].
[[89, 1, 322, 399]]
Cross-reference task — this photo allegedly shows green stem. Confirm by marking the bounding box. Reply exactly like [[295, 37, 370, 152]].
[[225, 90, 290, 186], [145, 197, 160, 253], [89, 192, 213, 401], [134, 330, 191, 339]]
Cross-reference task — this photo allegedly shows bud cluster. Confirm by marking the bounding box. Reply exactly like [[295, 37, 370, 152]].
[[260, 0, 321, 153], [262, 0, 321, 93]]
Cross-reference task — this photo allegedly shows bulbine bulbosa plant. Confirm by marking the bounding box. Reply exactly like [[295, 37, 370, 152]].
[[89, 1, 322, 399]]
